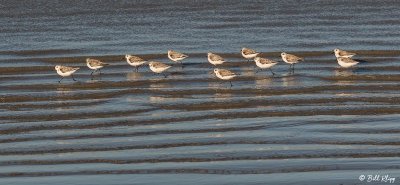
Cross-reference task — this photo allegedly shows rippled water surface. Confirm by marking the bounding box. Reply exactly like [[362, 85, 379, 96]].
[[1, 0, 400, 185]]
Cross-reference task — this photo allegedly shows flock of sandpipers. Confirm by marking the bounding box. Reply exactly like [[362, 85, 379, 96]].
[[55, 48, 359, 86]]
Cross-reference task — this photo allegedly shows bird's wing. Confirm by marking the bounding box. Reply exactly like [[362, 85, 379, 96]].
[[153, 62, 171, 68], [128, 55, 145, 62], [60, 66, 79, 73], [339, 50, 356, 56], [243, 48, 257, 55], [340, 57, 358, 63], [259, 57, 277, 64], [287, 54, 304, 61], [210, 53, 224, 61], [170, 51, 187, 58], [88, 59, 107, 66], [219, 69, 235, 76]]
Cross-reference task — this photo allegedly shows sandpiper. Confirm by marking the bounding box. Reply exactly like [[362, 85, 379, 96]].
[[241, 47, 259, 61], [168, 50, 188, 68], [149, 61, 172, 78], [125, 54, 147, 72], [86, 58, 109, 75], [281, 52, 304, 73], [55, 65, 79, 83], [207, 52, 226, 66], [254, 57, 278, 76], [213, 68, 237, 87], [337, 57, 359, 68], [334, 48, 356, 58]]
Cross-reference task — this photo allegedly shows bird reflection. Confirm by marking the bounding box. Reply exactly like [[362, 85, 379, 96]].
[[56, 87, 73, 96], [282, 75, 300, 87], [334, 68, 355, 77], [255, 77, 273, 88], [126, 72, 143, 81], [334, 68, 355, 85], [149, 83, 171, 89], [213, 92, 232, 100]]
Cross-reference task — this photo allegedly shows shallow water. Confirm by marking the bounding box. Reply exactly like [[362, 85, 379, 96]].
[[1, 0, 400, 185]]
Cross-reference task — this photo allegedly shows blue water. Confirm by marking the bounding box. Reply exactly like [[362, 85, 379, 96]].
[[1, 1, 400, 185], [1, 0, 399, 56]]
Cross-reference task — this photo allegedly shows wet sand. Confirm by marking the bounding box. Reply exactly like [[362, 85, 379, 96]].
[[0, 49, 400, 185], [2, 0, 400, 184]]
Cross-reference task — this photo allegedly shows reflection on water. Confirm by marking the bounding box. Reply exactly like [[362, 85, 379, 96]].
[[149, 83, 171, 89], [149, 96, 168, 103], [282, 76, 301, 87], [208, 78, 234, 89], [55, 87, 73, 96], [55, 87, 74, 111], [335, 80, 355, 86], [335, 93, 355, 97], [334, 69, 355, 77], [213, 92, 232, 100], [334, 69, 355, 86], [2, 1, 400, 184], [149, 95, 180, 104], [255, 77, 274, 88], [86, 75, 103, 83], [333, 69, 356, 96], [208, 133, 224, 138], [126, 72, 143, 81], [240, 66, 255, 77]]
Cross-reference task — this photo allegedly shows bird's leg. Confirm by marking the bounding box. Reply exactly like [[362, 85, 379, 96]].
[[90, 70, 94, 76], [58, 77, 64, 83], [269, 68, 275, 76], [136, 66, 139, 72], [163, 74, 168, 78], [99, 69, 101, 75], [255, 69, 261, 73], [292, 64, 295, 73], [229, 81, 233, 87], [72, 75, 77, 81]]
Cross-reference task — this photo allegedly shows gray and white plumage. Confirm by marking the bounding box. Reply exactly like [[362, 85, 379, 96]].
[[208, 52, 225, 66]]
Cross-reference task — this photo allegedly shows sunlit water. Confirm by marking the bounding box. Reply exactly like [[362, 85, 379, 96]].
[[1, 0, 400, 185]]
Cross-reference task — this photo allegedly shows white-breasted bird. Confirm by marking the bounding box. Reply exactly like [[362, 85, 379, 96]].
[[86, 58, 109, 75], [213, 68, 237, 87], [55, 65, 79, 83], [254, 57, 278, 76], [281, 52, 304, 73], [125, 54, 147, 72]]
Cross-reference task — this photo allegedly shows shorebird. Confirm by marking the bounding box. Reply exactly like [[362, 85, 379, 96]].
[[241, 47, 259, 61], [254, 57, 278, 76], [337, 57, 359, 68], [213, 68, 237, 87], [334, 48, 356, 58], [55, 65, 79, 83], [168, 50, 188, 68], [281, 52, 304, 73], [149, 61, 172, 78], [125, 54, 147, 72], [207, 52, 226, 66], [86, 58, 109, 75]]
